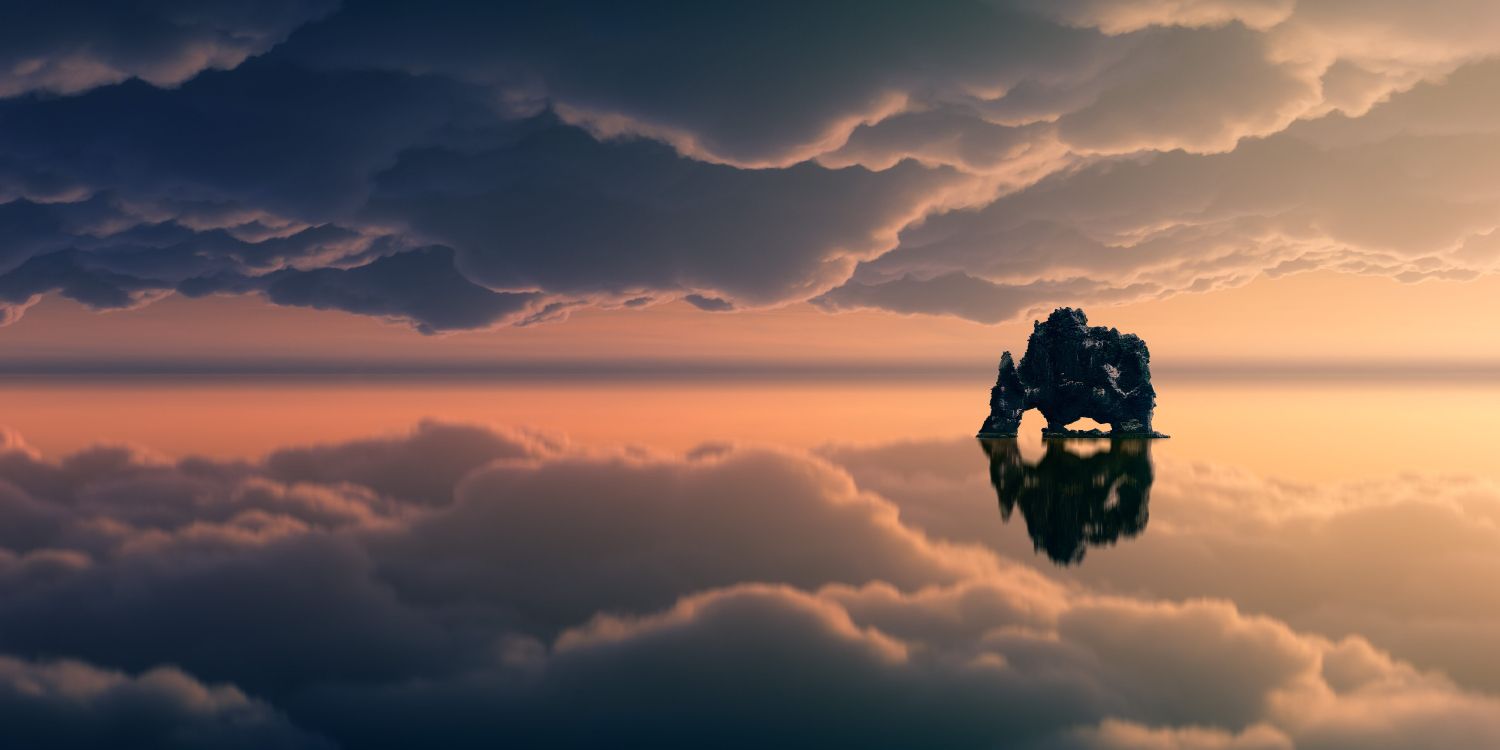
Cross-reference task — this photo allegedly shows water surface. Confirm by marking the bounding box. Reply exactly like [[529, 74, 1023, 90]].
[[0, 376, 1496, 748]]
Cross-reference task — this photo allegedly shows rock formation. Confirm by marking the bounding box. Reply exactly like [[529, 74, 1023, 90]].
[[978, 307, 1167, 438], [981, 438, 1153, 565]]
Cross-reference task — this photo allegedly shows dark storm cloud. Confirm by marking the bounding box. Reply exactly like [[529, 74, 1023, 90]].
[[0, 62, 489, 219], [0, 0, 335, 97], [682, 294, 734, 312], [0, 250, 168, 319], [0, 59, 962, 330], [276, 0, 1112, 167], [255, 247, 547, 335], [359, 126, 961, 306], [4, 0, 1500, 328], [814, 272, 1166, 324], [0, 656, 332, 750]]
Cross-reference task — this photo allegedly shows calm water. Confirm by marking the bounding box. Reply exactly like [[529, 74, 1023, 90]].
[[1, 377, 1498, 748]]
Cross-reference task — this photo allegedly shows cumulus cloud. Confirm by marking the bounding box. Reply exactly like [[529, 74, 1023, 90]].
[[813, 272, 1168, 325], [264, 420, 555, 506], [0, 654, 330, 749], [277, 0, 1110, 168], [371, 443, 996, 633], [0, 62, 968, 330], [1033, 0, 1296, 35], [815, 77, 1500, 323], [823, 436, 1500, 695], [358, 125, 967, 308], [253, 247, 551, 334], [298, 577, 1500, 748], [1075, 719, 1292, 749], [1, 0, 1499, 328], [1, 421, 1500, 745], [0, 0, 335, 97]]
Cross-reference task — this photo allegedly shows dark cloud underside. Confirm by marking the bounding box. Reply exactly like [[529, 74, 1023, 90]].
[[1, 0, 1498, 331]]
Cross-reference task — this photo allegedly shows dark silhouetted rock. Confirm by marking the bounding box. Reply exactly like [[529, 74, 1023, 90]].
[[981, 438, 1153, 565], [978, 307, 1168, 438], [977, 352, 1027, 437], [1041, 427, 1110, 439]]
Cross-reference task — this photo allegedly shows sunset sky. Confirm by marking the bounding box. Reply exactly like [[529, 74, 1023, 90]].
[[4, 0, 1500, 367], [13, 4, 1500, 750]]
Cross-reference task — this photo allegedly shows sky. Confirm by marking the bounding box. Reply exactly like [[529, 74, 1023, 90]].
[[13, 5, 1500, 748], [4, 0, 1500, 365]]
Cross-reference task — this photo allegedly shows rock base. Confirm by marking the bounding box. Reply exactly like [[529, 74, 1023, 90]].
[[1040, 428, 1171, 439]]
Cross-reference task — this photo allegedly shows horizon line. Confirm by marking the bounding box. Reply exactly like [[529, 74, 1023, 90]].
[[0, 358, 1498, 381]]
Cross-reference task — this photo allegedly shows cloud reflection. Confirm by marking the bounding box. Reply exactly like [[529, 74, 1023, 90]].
[[0, 420, 1496, 747]]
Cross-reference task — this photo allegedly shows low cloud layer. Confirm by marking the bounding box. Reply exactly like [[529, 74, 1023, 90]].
[[1, 1, 1500, 331], [2, 420, 1500, 746], [0, 655, 331, 749]]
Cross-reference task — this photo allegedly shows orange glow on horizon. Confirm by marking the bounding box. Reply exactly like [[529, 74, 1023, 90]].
[[2, 378, 1498, 483]]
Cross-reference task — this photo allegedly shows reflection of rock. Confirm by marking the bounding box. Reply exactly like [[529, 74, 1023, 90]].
[[978, 307, 1167, 438], [980, 438, 1153, 565]]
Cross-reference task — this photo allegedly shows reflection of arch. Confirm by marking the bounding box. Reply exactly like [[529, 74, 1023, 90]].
[[980, 438, 1153, 565]]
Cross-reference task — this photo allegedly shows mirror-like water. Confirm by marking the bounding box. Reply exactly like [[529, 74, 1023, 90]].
[[0, 377, 1496, 748]]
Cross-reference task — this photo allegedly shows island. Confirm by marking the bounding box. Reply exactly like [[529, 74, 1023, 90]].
[[978, 307, 1169, 438]]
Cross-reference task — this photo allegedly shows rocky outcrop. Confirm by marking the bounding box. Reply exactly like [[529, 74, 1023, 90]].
[[978, 351, 1027, 438], [978, 307, 1167, 438], [981, 438, 1153, 565]]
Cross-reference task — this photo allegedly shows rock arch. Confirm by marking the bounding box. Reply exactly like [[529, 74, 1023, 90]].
[[978, 307, 1168, 438]]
